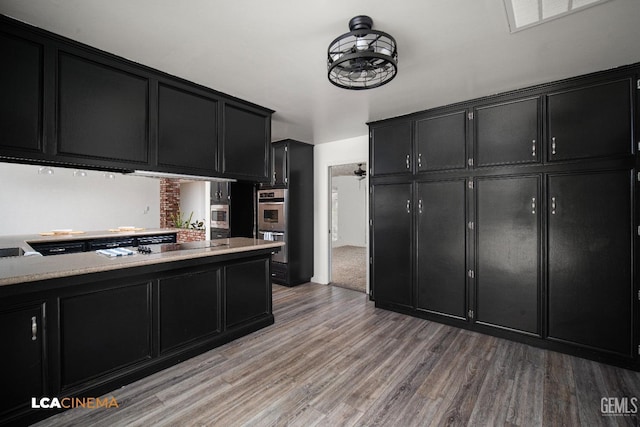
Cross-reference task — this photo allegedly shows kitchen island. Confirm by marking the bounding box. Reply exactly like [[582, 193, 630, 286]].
[[0, 234, 283, 426]]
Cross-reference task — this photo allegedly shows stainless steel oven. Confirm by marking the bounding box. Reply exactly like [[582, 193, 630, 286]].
[[258, 189, 287, 231], [258, 189, 288, 263], [258, 230, 287, 263], [210, 204, 229, 230]]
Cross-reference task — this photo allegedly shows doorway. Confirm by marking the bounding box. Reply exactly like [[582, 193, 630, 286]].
[[329, 162, 368, 293]]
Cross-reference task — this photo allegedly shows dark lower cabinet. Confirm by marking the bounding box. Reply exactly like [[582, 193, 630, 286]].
[[225, 258, 270, 327], [416, 179, 467, 318], [57, 51, 149, 167], [476, 176, 540, 334], [547, 170, 633, 356], [159, 269, 220, 354], [0, 303, 46, 420], [371, 183, 413, 308], [60, 282, 152, 389]]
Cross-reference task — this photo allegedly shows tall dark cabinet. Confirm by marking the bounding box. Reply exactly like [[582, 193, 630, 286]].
[[263, 139, 314, 286], [369, 64, 639, 371]]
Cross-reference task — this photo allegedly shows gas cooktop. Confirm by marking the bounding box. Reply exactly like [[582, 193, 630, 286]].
[[137, 241, 229, 254]]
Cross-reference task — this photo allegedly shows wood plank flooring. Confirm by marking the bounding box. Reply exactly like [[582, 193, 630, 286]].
[[34, 283, 640, 426]]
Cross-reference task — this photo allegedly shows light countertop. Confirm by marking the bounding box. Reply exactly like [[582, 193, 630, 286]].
[[0, 234, 284, 287]]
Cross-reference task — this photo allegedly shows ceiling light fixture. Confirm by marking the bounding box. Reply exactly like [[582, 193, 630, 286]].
[[327, 15, 398, 90]]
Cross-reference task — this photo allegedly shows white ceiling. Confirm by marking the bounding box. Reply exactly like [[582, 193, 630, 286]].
[[1, 0, 639, 144]]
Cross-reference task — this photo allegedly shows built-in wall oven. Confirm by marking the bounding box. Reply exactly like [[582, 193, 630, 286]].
[[258, 189, 288, 263], [210, 204, 230, 240]]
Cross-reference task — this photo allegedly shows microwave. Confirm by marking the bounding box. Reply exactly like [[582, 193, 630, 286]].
[[210, 204, 230, 229]]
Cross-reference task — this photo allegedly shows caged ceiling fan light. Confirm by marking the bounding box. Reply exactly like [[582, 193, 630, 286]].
[[327, 15, 398, 90]]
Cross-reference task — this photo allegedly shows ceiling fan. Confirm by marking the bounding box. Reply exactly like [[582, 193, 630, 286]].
[[354, 163, 367, 181]]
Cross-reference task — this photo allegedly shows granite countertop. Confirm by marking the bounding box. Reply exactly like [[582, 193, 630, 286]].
[[0, 233, 284, 287], [0, 228, 182, 251]]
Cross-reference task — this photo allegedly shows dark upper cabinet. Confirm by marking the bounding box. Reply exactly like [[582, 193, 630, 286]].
[[416, 179, 467, 318], [0, 30, 44, 158], [476, 175, 540, 335], [57, 51, 149, 167], [415, 111, 467, 172], [371, 183, 413, 308], [272, 143, 287, 186], [0, 303, 46, 420], [475, 97, 540, 167], [159, 269, 220, 354], [59, 282, 152, 389], [547, 79, 632, 162], [211, 181, 229, 204], [157, 83, 218, 173], [547, 170, 633, 357], [371, 121, 412, 176], [225, 258, 270, 327], [221, 102, 271, 182]]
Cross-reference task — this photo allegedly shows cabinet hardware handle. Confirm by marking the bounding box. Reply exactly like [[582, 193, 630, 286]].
[[406, 154, 410, 169], [31, 316, 37, 341], [532, 139, 536, 157], [551, 137, 557, 155], [418, 199, 423, 214], [531, 197, 536, 214], [406, 200, 411, 214], [418, 153, 422, 168], [551, 197, 557, 215], [50, 247, 66, 253]]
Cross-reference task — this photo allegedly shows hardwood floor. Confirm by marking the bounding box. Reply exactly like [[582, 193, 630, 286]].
[[35, 283, 640, 426]]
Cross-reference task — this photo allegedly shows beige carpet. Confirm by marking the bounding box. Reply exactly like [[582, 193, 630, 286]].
[[331, 245, 366, 293]]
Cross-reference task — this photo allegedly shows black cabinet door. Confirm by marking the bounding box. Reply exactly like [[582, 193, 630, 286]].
[[547, 170, 633, 356], [416, 179, 467, 318], [60, 282, 151, 388], [225, 258, 270, 327], [0, 304, 45, 419], [57, 52, 149, 167], [272, 143, 287, 186], [159, 269, 220, 353], [0, 30, 44, 157], [158, 83, 218, 173], [415, 111, 467, 172], [371, 121, 412, 176], [371, 183, 413, 308], [222, 103, 270, 181], [475, 97, 540, 167], [476, 176, 539, 334], [547, 79, 632, 162], [211, 181, 229, 204]]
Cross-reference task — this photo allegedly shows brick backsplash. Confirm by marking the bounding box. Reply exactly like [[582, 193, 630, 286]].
[[159, 178, 205, 243]]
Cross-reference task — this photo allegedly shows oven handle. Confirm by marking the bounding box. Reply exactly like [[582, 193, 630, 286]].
[[258, 199, 285, 204]]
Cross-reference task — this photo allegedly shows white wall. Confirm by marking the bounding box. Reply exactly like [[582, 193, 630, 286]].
[[0, 163, 160, 235], [179, 181, 208, 229], [313, 134, 368, 289], [332, 175, 367, 248]]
